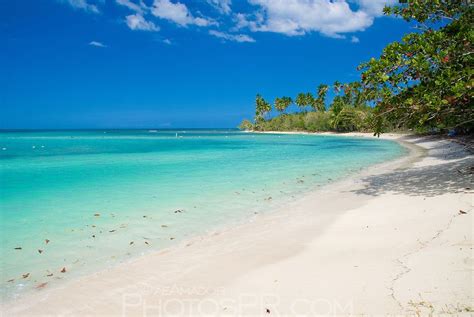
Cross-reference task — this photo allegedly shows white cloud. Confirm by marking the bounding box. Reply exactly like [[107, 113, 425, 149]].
[[116, 0, 147, 14], [162, 38, 172, 44], [65, 0, 396, 42], [350, 35, 360, 43], [209, 30, 255, 43], [151, 0, 216, 27], [62, 0, 100, 13], [235, 0, 396, 38], [126, 14, 160, 31], [354, 0, 397, 17], [89, 41, 107, 47], [207, 0, 232, 14]]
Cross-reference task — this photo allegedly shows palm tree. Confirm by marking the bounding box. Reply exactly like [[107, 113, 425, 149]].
[[274, 97, 284, 113], [254, 94, 271, 126], [305, 93, 315, 111], [274, 96, 293, 114], [282, 96, 292, 113], [296, 92, 313, 112], [333, 80, 343, 94], [314, 84, 329, 112], [295, 93, 305, 111], [347, 82, 365, 108]]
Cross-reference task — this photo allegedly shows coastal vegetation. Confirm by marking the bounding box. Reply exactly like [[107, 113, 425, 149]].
[[240, 0, 473, 135]]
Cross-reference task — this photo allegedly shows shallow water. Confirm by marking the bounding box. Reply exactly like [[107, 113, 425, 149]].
[[0, 129, 406, 301]]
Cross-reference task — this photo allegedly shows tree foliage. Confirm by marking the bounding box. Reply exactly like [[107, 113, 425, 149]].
[[238, 119, 254, 131], [295, 93, 314, 112], [314, 84, 329, 112], [361, 0, 473, 134], [254, 94, 271, 129], [274, 96, 293, 113], [304, 112, 331, 131], [244, 1, 473, 135]]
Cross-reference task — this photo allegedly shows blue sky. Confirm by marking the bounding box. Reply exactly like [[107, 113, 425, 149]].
[[1, 0, 413, 129]]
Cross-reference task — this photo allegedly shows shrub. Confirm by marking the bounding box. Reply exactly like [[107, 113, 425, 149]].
[[331, 107, 364, 132], [303, 112, 331, 131], [238, 119, 254, 131]]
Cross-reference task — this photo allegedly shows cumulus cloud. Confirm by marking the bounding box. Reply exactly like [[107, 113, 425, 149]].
[[354, 0, 397, 17], [116, 0, 147, 14], [151, 0, 216, 27], [89, 41, 107, 47], [235, 0, 396, 38], [126, 14, 160, 31], [162, 38, 172, 44], [61, 0, 100, 13], [209, 30, 255, 43], [351, 35, 360, 43], [65, 0, 396, 42], [207, 0, 232, 14]]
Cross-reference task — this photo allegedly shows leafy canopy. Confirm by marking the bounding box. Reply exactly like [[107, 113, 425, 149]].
[[361, 0, 473, 133], [243, 1, 473, 135]]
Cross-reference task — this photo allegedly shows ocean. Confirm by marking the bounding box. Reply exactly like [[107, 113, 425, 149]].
[[0, 129, 406, 301]]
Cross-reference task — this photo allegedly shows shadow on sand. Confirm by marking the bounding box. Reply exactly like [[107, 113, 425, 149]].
[[353, 137, 473, 197]]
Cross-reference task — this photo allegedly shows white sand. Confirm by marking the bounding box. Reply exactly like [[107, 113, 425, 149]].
[[2, 133, 473, 316]]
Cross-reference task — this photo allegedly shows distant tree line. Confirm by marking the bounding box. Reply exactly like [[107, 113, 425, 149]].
[[240, 0, 473, 135]]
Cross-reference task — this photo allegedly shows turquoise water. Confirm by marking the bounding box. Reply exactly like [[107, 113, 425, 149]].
[[0, 130, 406, 301]]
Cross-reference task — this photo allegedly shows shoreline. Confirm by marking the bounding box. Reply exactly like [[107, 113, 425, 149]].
[[2, 133, 472, 315]]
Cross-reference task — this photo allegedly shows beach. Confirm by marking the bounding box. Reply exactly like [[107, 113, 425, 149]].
[[1, 133, 473, 316], [4, 0, 472, 315]]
